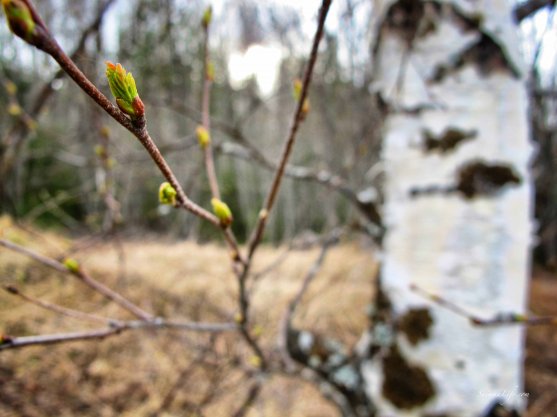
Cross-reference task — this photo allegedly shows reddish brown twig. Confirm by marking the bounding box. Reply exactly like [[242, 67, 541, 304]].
[[246, 0, 333, 261], [230, 0, 333, 372]]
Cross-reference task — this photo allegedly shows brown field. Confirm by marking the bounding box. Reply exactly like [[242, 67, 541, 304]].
[[0, 217, 555, 417]]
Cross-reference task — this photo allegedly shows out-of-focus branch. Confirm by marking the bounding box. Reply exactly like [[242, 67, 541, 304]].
[[0, 238, 152, 320], [231, 380, 263, 417], [156, 98, 383, 229], [216, 140, 382, 227], [411, 284, 557, 326], [280, 229, 341, 364], [0, 319, 236, 351], [1, 0, 117, 169], [3, 285, 116, 325], [199, 7, 221, 201]]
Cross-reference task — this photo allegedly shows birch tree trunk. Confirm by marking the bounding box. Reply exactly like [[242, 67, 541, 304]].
[[360, 1, 534, 416]]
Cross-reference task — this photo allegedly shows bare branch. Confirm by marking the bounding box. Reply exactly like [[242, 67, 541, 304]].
[[0, 238, 153, 320], [279, 229, 341, 365], [0, 238, 67, 273], [199, 11, 221, 201], [0, 327, 121, 350], [411, 284, 557, 326], [0, 319, 236, 351], [2, 285, 116, 325], [231, 380, 263, 417], [216, 140, 382, 227], [246, 0, 333, 261]]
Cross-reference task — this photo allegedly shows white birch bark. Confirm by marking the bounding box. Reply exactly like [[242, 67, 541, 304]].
[[361, 1, 534, 416]]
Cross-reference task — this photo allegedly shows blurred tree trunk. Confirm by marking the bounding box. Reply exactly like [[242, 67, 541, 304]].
[[361, 0, 533, 416]]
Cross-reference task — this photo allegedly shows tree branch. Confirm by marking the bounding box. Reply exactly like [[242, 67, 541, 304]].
[[0, 238, 153, 320], [245, 0, 333, 262], [0, 319, 236, 351], [411, 284, 557, 326], [3, 285, 116, 325]]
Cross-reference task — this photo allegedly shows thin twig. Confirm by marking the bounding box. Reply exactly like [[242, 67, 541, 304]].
[[246, 0, 333, 261], [200, 12, 221, 200], [2, 285, 116, 325], [0, 238, 67, 273], [0, 328, 121, 350], [410, 284, 557, 326], [0, 238, 153, 320], [0, 319, 236, 351], [279, 229, 341, 366], [231, 380, 263, 417]]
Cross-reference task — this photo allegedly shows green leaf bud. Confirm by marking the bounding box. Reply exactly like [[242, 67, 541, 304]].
[[63, 257, 80, 273], [159, 182, 177, 205], [211, 198, 233, 227], [202, 5, 212, 28], [196, 125, 211, 149], [2, 0, 36, 43]]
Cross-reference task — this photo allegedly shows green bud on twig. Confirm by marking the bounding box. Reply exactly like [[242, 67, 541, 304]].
[[94, 145, 106, 158], [211, 198, 233, 227], [202, 5, 212, 28], [63, 258, 80, 273], [206, 61, 215, 82], [7, 103, 21, 116], [5, 80, 17, 95], [248, 355, 262, 368], [159, 182, 177, 205], [105, 61, 145, 120], [196, 125, 211, 149], [293, 78, 310, 118], [2, 0, 37, 43], [293, 78, 302, 101]]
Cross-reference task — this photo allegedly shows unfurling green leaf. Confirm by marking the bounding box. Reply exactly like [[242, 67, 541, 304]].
[[159, 182, 177, 205], [211, 198, 233, 227], [2, 0, 36, 43], [105, 61, 145, 119]]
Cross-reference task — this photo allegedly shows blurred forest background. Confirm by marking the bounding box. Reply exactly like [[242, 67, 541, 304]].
[[1, 0, 557, 416], [0, 0, 556, 264]]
